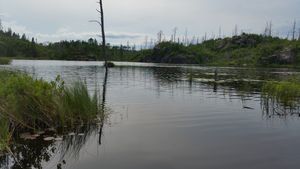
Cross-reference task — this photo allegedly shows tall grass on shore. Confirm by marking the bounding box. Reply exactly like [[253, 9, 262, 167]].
[[0, 70, 103, 151], [0, 117, 11, 151], [0, 57, 11, 65]]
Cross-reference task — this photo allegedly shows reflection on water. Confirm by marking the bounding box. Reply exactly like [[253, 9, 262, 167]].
[[1, 60, 300, 169]]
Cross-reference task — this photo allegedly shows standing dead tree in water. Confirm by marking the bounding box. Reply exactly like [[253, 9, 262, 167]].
[[90, 0, 108, 70]]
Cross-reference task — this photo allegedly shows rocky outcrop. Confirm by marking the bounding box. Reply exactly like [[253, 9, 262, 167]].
[[216, 33, 262, 50], [141, 42, 198, 64], [260, 48, 296, 64]]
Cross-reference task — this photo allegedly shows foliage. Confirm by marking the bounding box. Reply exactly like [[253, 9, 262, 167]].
[[0, 70, 103, 151], [0, 57, 11, 65], [0, 29, 138, 61], [262, 81, 300, 107], [0, 117, 10, 151], [140, 33, 300, 66], [141, 42, 197, 64], [1, 27, 300, 66]]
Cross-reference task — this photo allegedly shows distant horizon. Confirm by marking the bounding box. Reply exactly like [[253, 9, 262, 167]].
[[1, 0, 299, 45]]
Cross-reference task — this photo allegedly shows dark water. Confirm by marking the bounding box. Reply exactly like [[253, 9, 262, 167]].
[[1, 60, 300, 169]]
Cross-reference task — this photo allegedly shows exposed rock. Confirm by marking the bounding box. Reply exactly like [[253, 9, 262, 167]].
[[261, 48, 296, 64], [231, 33, 259, 47], [141, 42, 198, 64]]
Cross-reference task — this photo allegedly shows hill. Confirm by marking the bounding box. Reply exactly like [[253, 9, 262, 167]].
[[140, 33, 300, 67], [1, 27, 300, 67]]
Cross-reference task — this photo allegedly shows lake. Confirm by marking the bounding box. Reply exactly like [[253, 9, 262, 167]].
[[1, 60, 300, 169]]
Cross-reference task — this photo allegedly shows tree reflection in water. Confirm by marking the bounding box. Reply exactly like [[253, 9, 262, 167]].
[[1, 66, 300, 168], [150, 67, 300, 118]]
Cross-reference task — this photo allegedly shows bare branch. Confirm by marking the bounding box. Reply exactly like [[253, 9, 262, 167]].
[[89, 20, 102, 27]]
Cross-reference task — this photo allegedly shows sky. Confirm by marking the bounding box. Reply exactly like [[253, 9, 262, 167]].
[[0, 0, 300, 46]]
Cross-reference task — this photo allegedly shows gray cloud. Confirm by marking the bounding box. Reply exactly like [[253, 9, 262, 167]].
[[2, 21, 145, 44], [1, 0, 300, 44]]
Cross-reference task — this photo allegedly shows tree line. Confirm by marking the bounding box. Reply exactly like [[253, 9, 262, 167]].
[[0, 23, 138, 61]]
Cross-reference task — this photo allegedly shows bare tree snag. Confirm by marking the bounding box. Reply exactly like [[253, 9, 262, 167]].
[[298, 28, 300, 41], [292, 20, 296, 41], [157, 30, 163, 44], [90, 0, 107, 70], [173, 27, 177, 43]]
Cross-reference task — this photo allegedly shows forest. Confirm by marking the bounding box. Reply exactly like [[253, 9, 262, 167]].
[[1, 23, 300, 67]]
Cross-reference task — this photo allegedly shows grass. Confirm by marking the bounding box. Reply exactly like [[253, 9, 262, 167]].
[[0, 57, 11, 65], [262, 81, 300, 107], [0, 117, 11, 151], [0, 70, 103, 151], [59, 81, 100, 125]]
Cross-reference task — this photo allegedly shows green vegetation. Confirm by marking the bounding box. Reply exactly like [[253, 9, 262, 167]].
[[1, 27, 300, 67], [0, 117, 10, 151], [0, 57, 11, 65], [141, 34, 300, 66], [140, 42, 197, 64], [262, 81, 300, 107], [0, 28, 138, 61], [0, 70, 103, 151]]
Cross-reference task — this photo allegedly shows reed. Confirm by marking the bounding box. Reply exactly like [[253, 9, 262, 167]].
[[262, 81, 300, 107], [0, 117, 10, 151], [0, 70, 103, 151]]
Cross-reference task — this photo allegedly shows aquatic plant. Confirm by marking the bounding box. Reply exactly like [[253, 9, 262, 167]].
[[262, 81, 300, 107], [0, 57, 11, 65], [0, 117, 10, 151], [261, 81, 300, 117], [0, 70, 103, 151], [59, 81, 101, 125]]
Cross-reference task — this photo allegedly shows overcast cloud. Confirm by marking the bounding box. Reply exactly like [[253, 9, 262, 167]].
[[0, 0, 300, 45]]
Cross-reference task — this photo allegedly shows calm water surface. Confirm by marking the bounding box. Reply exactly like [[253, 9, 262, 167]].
[[1, 60, 300, 169]]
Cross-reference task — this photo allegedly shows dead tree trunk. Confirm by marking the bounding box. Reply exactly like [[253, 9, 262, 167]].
[[173, 27, 177, 43], [99, 0, 107, 70], [298, 28, 300, 41], [268, 21, 272, 37], [292, 20, 296, 41], [90, 0, 107, 70], [0, 19, 3, 31]]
